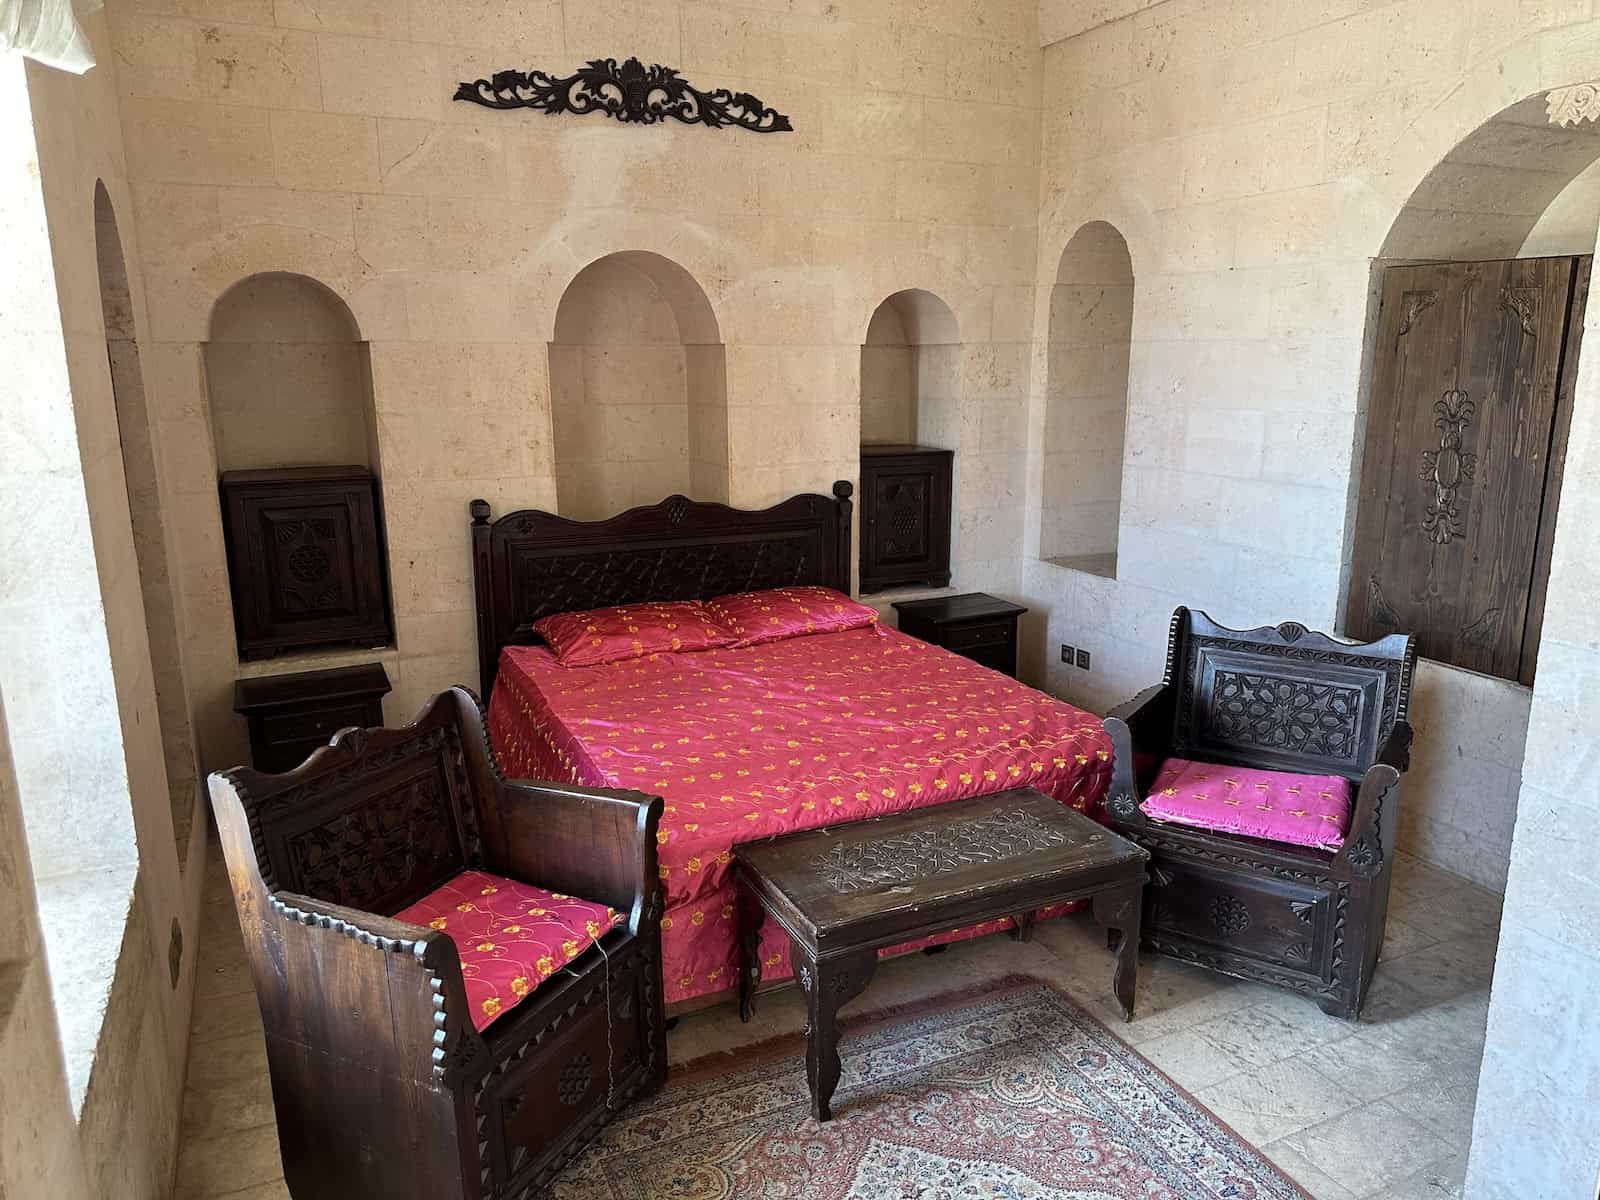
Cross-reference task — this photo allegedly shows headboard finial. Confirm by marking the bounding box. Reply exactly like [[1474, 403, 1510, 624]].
[[832, 479, 853, 499], [469, 499, 491, 525]]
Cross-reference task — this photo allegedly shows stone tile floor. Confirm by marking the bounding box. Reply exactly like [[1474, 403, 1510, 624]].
[[176, 848, 1499, 1199]]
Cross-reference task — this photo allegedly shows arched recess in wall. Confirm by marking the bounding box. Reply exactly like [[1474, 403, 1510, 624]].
[[858, 289, 962, 591], [549, 252, 728, 519], [206, 274, 379, 472], [860, 289, 962, 446], [204, 274, 393, 661], [95, 182, 197, 861], [1349, 92, 1600, 686], [1040, 222, 1135, 579]]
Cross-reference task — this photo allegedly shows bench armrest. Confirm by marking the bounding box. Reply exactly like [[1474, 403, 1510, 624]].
[[1102, 684, 1176, 826], [1332, 720, 1413, 878], [488, 780, 663, 932]]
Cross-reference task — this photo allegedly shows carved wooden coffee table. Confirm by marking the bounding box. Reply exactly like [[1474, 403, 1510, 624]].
[[733, 787, 1149, 1121]]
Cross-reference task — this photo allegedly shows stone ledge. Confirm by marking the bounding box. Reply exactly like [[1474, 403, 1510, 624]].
[[34, 864, 136, 1115]]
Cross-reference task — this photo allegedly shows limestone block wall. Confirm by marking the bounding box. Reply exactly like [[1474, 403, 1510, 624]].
[[105, 0, 1045, 764], [4, 10, 205, 1197], [1023, 0, 1600, 903]]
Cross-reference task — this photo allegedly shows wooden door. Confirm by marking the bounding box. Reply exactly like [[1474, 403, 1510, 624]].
[[1347, 257, 1589, 683]]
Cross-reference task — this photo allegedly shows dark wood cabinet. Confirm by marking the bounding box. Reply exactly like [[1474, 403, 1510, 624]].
[[892, 592, 1026, 678], [220, 465, 393, 661], [233, 663, 391, 774], [859, 444, 953, 593]]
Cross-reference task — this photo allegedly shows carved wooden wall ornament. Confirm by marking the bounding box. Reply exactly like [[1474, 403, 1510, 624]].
[[454, 56, 793, 132]]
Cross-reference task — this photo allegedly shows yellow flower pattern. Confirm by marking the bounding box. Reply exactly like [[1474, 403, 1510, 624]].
[[394, 869, 622, 1033], [1141, 758, 1352, 854], [489, 622, 1113, 1006]]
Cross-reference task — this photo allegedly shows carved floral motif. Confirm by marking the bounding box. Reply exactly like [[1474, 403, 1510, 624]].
[[1419, 389, 1477, 545], [1207, 895, 1252, 936], [1547, 82, 1600, 128], [1208, 669, 1364, 761], [809, 807, 1073, 892]]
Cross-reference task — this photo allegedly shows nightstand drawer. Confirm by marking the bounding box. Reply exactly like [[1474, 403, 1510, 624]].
[[234, 663, 391, 774], [260, 702, 374, 747], [943, 621, 1013, 652], [892, 593, 1027, 680]]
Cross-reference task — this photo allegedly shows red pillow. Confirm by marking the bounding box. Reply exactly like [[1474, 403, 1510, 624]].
[[706, 586, 878, 647], [533, 601, 734, 668]]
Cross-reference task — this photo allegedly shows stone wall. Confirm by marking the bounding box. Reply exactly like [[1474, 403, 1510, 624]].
[[105, 0, 1045, 766], [2, 10, 205, 1197], [1032, 0, 1600, 1192], [1025, 0, 1600, 898]]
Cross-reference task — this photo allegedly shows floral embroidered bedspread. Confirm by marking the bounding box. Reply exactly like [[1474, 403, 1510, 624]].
[[488, 626, 1112, 1005]]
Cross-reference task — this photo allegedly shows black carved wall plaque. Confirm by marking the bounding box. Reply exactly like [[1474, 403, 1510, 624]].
[[454, 56, 792, 132]]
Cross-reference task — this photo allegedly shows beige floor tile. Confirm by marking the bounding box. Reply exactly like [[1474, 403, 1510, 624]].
[[1362, 1145, 1468, 1199], [1196, 1055, 1362, 1145], [1376, 914, 1437, 961], [1273, 1101, 1450, 1196], [173, 1122, 285, 1200], [181, 1067, 277, 1140], [189, 988, 265, 1045], [1384, 1064, 1479, 1148], [1260, 1138, 1361, 1200], [1134, 1026, 1248, 1091], [1189, 994, 1356, 1070]]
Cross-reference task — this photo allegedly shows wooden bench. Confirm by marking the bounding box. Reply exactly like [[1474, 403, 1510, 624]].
[[733, 788, 1149, 1120]]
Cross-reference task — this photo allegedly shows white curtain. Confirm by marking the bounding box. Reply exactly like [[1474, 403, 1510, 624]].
[[0, 0, 103, 74]]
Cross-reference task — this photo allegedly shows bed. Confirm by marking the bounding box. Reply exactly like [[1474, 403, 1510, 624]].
[[469, 484, 1113, 1009]]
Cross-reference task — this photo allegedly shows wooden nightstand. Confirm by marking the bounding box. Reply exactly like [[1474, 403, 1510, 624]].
[[233, 663, 391, 774], [891, 593, 1027, 678]]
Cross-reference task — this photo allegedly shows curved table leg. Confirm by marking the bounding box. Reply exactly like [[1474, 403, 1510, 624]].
[[794, 941, 877, 1121], [1092, 881, 1144, 1021]]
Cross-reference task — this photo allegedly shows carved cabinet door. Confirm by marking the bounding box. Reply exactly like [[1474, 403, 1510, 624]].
[[1347, 256, 1589, 683]]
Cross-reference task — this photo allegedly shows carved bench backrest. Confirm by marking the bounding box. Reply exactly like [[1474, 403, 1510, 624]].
[[226, 695, 486, 915], [1167, 609, 1415, 781]]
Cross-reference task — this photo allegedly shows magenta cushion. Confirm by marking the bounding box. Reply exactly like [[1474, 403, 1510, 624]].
[[1141, 757, 1353, 852], [393, 870, 623, 1031]]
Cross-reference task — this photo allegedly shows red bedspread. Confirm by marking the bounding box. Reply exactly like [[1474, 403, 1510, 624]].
[[488, 626, 1112, 1006]]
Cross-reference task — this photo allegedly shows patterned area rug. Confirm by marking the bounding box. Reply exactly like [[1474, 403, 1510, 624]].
[[551, 977, 1309, 1199]]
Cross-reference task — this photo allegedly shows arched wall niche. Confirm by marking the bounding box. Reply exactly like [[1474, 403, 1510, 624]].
[[204, 272, 379, 472], [95, 182, 196, 862], [1040, 221, 1134, 578], [1380, 93, 1600, 262], [859, 288, 961, 448], [550, 251, 728, 519]]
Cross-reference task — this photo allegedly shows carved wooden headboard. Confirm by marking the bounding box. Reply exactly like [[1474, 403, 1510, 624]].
[[468, 483, 855, 696]]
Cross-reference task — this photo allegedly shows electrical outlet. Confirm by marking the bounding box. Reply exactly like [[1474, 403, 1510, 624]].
[[1076, 648, 1092, 670], [1060, 643, 1075, 664]]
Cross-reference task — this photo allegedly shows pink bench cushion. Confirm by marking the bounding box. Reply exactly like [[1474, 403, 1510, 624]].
[[394, 869, 624, 1031], [1141, 757, 1353, 852]]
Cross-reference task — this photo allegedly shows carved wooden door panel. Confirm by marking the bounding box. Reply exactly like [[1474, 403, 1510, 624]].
[[1348, 257, 1588, 682]]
